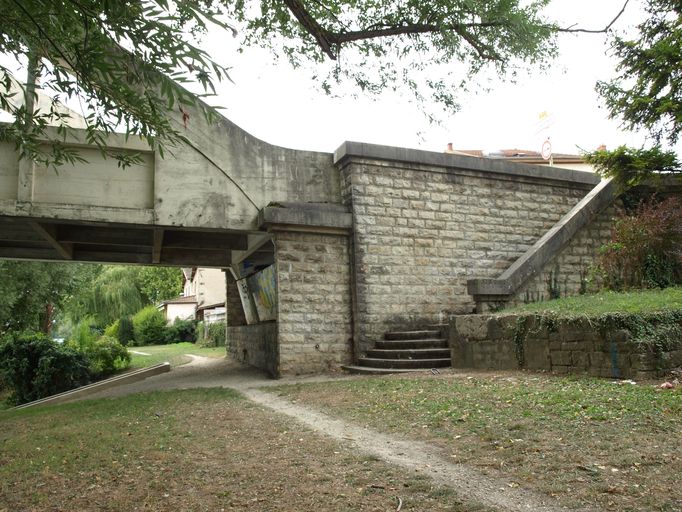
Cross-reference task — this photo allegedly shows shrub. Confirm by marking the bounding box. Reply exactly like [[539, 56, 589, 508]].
[[132, 306, 168, 345], [83, 335, 131, 378], [104, 319, 120, 339], [117, 316, 134, 346], [165, 318, 197, 344], [596, 196, 682, 290], [0, 332, 91, 405], [68, 317, 99, 352], [198, 321, 226, 347], [66, 319, 131, 379]]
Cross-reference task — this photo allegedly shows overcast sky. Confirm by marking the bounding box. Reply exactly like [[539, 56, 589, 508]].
[[203, 0, 660, 156], [2, 1, 669, 158]]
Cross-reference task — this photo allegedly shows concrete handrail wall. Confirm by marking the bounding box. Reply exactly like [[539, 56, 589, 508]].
[[13, 362, 171, 409], [467, 178, 615, 305]]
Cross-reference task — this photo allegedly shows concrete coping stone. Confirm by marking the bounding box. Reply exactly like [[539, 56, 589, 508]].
[[13, 362, 171, 409], [259, 202, 352, 232], [334, 141, 601, 186], [467, 178, 615, 299]]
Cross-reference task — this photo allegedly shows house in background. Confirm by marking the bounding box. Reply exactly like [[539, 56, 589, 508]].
[[444, 143, 600, 172], [158, 295, 197, 323], [181, 267, 227, 324]]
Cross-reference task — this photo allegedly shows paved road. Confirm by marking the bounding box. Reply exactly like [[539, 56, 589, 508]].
[[86, 355, 354, 400]]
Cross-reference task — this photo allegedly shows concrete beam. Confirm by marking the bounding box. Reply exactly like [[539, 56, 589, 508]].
[[0, 201, 156, 226], [29, 222, 74, 260], [71, 246, 231, 268], [231, 233, 271, 265], [0, 246, 59, 260], [152, 228, 164, 263], [160, 248, 230, 268], [0, 225, 43, 243], [162, 230, 247, 251], [58, 225, 152, 246], [259, 202, 352, 233], [74, 249, 152, 265]]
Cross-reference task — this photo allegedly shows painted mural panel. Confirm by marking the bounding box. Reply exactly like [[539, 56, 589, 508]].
[[247, 265, 277, 321], [236, 278, 258, 325]]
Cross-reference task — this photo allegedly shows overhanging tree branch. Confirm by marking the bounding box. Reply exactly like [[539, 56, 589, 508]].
[[556, 0, 630, 34], [282, 0, 631, 61], [283, 0, 336, 59]]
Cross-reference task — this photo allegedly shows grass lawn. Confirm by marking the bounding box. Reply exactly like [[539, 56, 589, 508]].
[[0, 388, 488, 512], [273, 372, 682, 512], [128, 342, 226, 369], [505, 286, 682, 317]]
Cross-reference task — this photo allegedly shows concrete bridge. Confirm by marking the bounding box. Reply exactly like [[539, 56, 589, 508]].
[[0, 88, 341, 269], [0, 87, 616, 377]]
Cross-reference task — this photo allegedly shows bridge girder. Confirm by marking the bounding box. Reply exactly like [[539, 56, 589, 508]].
[[0, 216, 253, 268]]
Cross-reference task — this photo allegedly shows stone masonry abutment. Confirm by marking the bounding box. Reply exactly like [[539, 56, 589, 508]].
[[333, 142, 607, 358]]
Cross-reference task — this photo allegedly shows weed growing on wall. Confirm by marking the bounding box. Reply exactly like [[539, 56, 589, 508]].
[[507, 309, 682, 371]]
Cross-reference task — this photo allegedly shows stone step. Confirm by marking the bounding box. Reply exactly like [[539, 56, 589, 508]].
[[341, 365, 427, 375], [376, 338, 448, 350], [384, 330, 442, 341], [358, 357, 451, 369], [427, 323, 448, 330], [366, 348, 451, 359]]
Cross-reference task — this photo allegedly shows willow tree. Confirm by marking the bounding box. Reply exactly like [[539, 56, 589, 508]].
[[0, 0, 626, 166], [65, 265, 182, 328]]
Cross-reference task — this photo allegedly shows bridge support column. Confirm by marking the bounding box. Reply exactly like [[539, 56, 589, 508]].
[[225, 271, 247, 327], [261, 203, 354, 376]]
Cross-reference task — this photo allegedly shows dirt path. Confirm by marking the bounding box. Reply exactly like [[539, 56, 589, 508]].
[[88, 357, 596, 512]]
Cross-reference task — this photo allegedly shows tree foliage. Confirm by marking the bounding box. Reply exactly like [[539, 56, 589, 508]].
[[138, 266, 183, 304], [229, 0, 561, 115], [132, 305, 168, 346], [0, 0, 230, 168], [0, 261, 95, 335], [0, 0, 626, 164], [584, 145, 681, 190], [64, 265, 181, 328], [597, 0, 682, 145], [0, 331, 91, 404], [66, 266, 144, 328]]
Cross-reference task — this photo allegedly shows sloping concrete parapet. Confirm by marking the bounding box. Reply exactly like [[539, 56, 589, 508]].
[[259, 202, 353, 234], [13, 362, 171, 409], [334, 141, 601, 187], [467, 178, 615, 309]]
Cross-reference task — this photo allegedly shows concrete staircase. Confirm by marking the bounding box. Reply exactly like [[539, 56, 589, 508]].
[[344, 326, 451, 374]]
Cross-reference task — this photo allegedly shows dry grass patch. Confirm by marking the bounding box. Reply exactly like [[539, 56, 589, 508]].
[[272, 371, 682, 512], [0, 388, 487, 512]]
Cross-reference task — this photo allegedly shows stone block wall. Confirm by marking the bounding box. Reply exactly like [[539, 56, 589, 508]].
[[450, 314, 682, 379], [273, 230, 353, 375], [225, 271, 247, 327], [510, 205, 617, 306], [340, 159, 594, 354], [227, 322, 278, 377]]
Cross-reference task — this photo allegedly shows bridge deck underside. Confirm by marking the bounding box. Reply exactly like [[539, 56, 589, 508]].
[[0, 216, 256, 268]]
